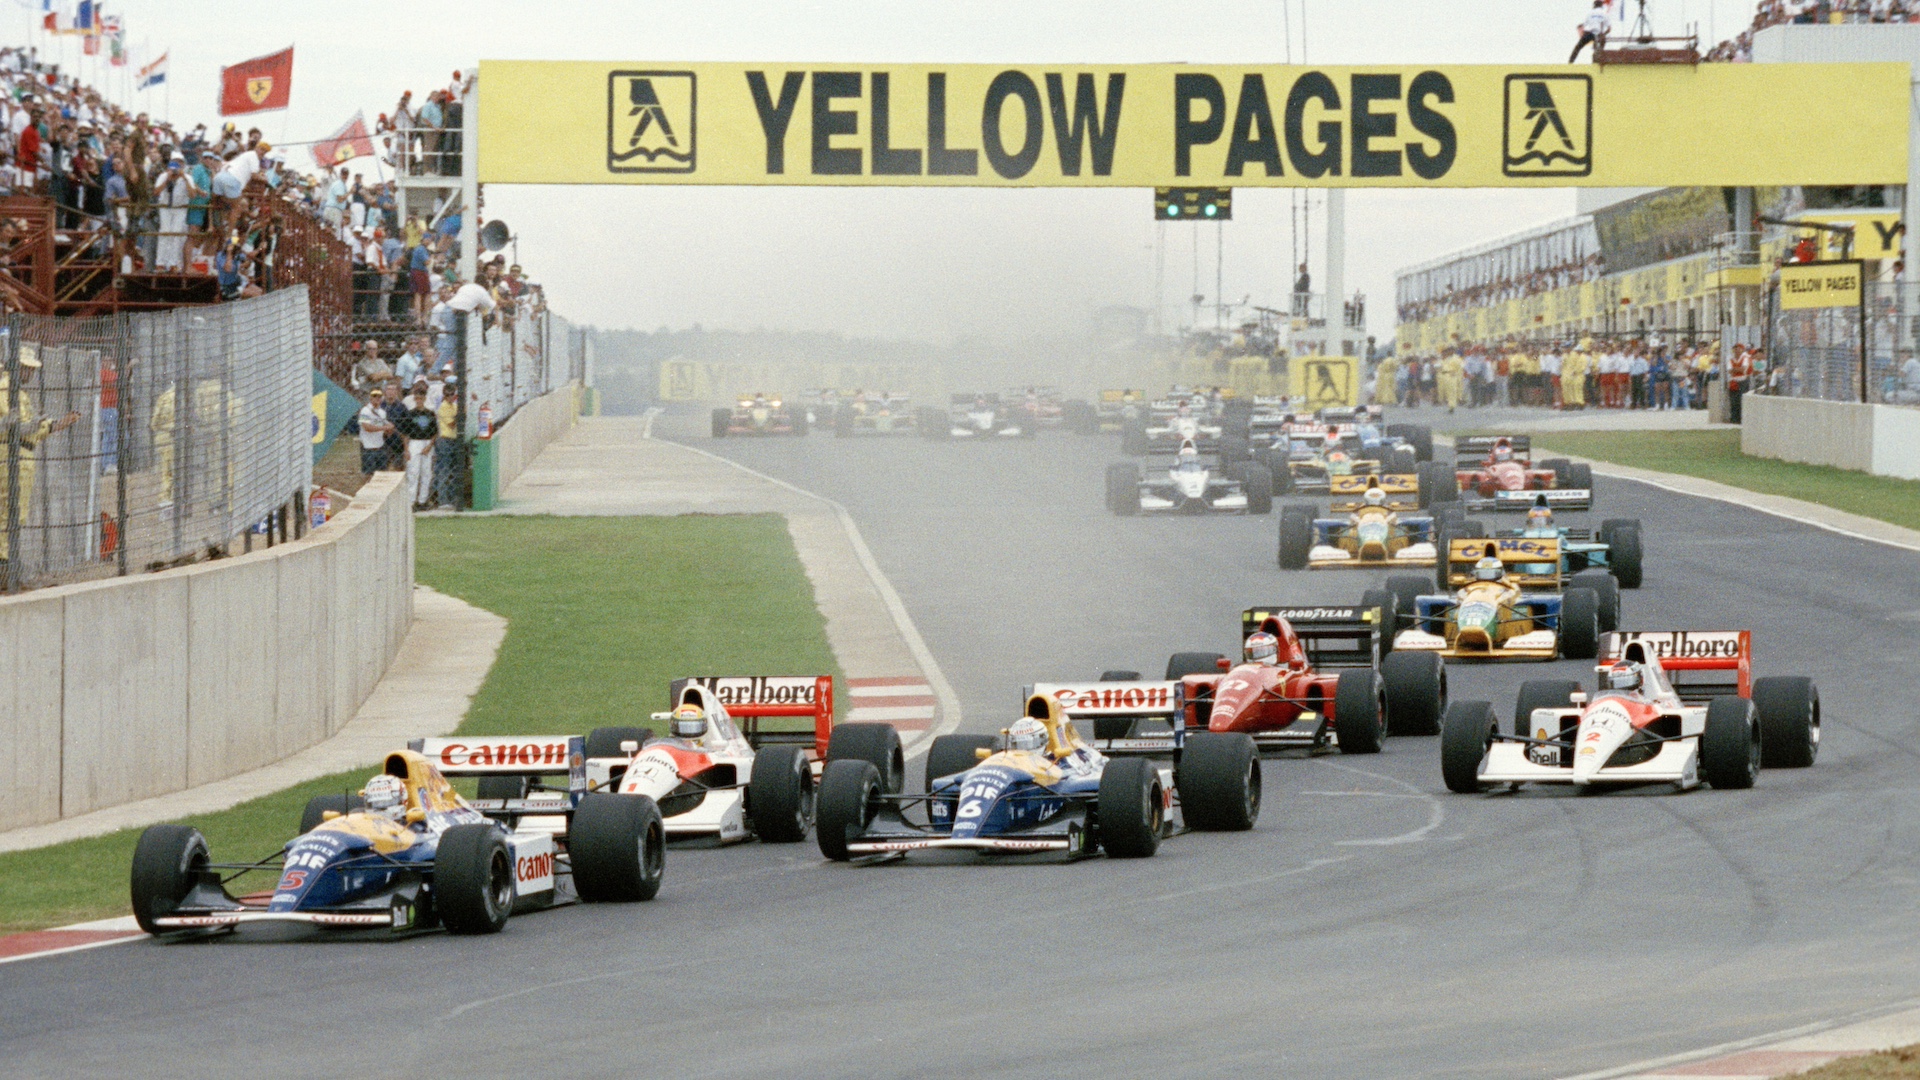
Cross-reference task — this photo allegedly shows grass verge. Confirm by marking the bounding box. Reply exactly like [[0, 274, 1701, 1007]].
[[0, 514, 840, 935], [1790, 1044, 1920, 1078], [1528, 430, 1920, 532]]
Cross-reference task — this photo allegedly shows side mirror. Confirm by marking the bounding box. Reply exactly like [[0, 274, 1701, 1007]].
[[1216, 657, 1232, 671], [649, 711, 673, 722], [405, 807, 426, 824], [620, 740, 639, 753], [321, 809, 343, 822], [975, 748, 992, 760], [1570, 692, 1588, 705]]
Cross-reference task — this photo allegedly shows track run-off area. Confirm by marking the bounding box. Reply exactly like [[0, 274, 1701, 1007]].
[[5, 411, 1920, 1079]]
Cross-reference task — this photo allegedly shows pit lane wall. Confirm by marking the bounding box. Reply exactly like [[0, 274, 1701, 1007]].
[[1740, 395, 1920, 479], [471, 381, 580, 511], [0, 472, 412, 831]]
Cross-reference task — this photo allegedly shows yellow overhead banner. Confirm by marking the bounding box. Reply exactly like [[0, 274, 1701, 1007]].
[[1798, 211, 1905, 260], [1778, 261, 1864, 310], [478, 61, 1909, 188]]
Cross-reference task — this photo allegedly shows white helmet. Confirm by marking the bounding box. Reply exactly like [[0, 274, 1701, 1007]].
[[1007, 717, 1048, 753], [1364, 487, 1386, 507], [671, 703, 708, 740], [1244, 631, 1280, 665], [363, 773, 406, 819], [1473, 556, 1505, 582], [1605, 663, 1643, 693]]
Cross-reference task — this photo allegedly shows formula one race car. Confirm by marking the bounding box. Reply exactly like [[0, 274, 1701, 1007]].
[[1492, 494, 1645, 588], [828, 391, 918, 437], [1387, 539, 1605, 661], [1121, 396, 1226, 456], [130, 741, 664, 938], [1425, 435, 1591, 512], [712, 394, 808, 438], [923, 393, 1036, 439], [1005, 385, 1097, 433], [1440, 629, 1820, 793], [1277, 479, 1440, 570], [1107, 439, 1273, 515], [816, 683, 1260, 862], [1094, 389, 1149, 432]]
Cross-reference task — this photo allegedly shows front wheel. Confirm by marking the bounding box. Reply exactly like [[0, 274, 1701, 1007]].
[[710, 409, 730, 439], [824, 723, 904, 795], [1753, 676, 1819, 769], [1277, 505, 1314, 570], [1700, 697, 1760, 790], [571, 793, 666, 901], [747, 745, 814, 843], [1241, 466, 1273, 515], [1558, 589, 1600, 660], [435, 824, 515, 934], [816, 760, 882, 862], [1332, 669, 1385, 754], [1440, 701, 1498, 794], [130, 825, 210, 935], [1096, 756, 1164, 858], [1381, 650, 1446, 736], [1176, 732, 1260, 831]]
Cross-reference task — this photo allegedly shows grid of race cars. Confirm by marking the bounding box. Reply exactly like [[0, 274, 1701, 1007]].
[[126, 388, 1819, 940]]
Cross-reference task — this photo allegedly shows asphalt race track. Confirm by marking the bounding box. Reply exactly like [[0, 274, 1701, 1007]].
[[7, 413, 1920, 1079]]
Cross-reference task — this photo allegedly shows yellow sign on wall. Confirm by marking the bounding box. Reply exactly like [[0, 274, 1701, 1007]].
[[1798, 211, 1905, 260], [478, 61, 1909, 188], [1779, 261, 1864, 310], [1291, 356, 1359, 408]]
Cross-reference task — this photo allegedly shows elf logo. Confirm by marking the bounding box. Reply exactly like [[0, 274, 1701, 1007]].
[[1502, 74, 1591, 178], [608, 71, 696, 173]]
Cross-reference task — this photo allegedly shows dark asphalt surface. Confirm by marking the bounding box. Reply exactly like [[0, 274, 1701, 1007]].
[[6, 409, 1920, 1080]]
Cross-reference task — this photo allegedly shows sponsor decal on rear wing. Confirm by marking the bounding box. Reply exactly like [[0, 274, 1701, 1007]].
[[1454, 435, 1533, 458], [1447, 536, 1561, 566], [1242, 606, 1383, 669], [1032, 681, 1183, 717], [673, 675, 835, 751], [411, 736, 589, 804], [1603, 630, 1752, 699], [1491, 488, 1589, 510]]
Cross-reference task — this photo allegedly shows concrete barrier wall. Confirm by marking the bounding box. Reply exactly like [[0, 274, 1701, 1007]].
[[0, 472, 413, 831], [494, 381, 580, 494], [1742, 395, 1920, 479]]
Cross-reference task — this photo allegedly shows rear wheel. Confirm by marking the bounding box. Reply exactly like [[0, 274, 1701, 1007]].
[[571, 794, 666, 901], [924, 734, 997, 790], [1386, 574, 1429, 636], [475, 776, 528, 802], [1570, 569, 1620, 633], [1277, 505, 1315, 569], [1542, 458, 1572, 488], [1166, 652, 1228, 680], [1387, 446, 1417, 474], [585, 726, 653, 759], [435, 824, 515, 934], [130, 825, 209, 934], [825, 723, 904, 795], [1753, 676, 1819, 768], [1457, 519, 1488, 539], [1559, 589, 1600, 660], [1440, 701, 1498, 793], [1569, 462, 1594, 493], [1270, 461, 1294, 495], [1513, 679, 1582, 737], [1700, 697, 1760, 790], [1360, 588, 1397, 655], [1241, 466, 1273, 515], [1382, 650, 1447, 736], [1176, 733, 1261, 831], [1607, 521, 1643, 588], [1096, 757, 1165, 858], [299, 794, 364, 835], [747, 745, 814, 843], [1332, 669, 1386, 754], [816, 760, 882, 862], [1106, 463, 1141, 516]]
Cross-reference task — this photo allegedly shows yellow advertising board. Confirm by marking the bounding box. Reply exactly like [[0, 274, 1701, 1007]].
[[1291, 356, 1360, 408], [1778, 260, 1864, 310], [478, 61, 1908, 188], [1798, 211, 1904, 260]]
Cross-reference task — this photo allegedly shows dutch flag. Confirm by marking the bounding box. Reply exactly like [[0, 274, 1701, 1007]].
[[137, 51, 166, 90]]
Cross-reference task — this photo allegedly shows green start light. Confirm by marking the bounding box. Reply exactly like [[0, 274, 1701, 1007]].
[[1203, 204, 1218, 217], [1153, 187, 1232, 222], [1166, 205, 1181, 217]]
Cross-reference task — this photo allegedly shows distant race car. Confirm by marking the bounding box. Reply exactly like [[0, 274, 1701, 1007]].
[[1094, 389, 1149, 432], [1122, 396, 1227, 456], [1107, 438, 1273, 515], [712, 394, 808, 438], [1005, 385, 1096, 433], [828, 392, 918, 437], [923, 393, 1036, 439], [130, 740, 663, 938], [1492, 494, 1644, 588], [815, 685, 1260, 861], [1387, 538, 1607, 662], [1278, 478, 1440, 570], [1425, 435, 1591, 512], [1440, 629, 1820, 793]]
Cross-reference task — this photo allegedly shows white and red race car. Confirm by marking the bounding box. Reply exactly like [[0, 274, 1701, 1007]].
[[1439, 630, 1820, 793]]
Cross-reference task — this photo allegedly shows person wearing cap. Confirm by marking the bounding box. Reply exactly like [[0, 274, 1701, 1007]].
[[432, 373, 461, 509], [399, 380, 439, 510], [154, 151, 197, 271], [0, 348, 82, 570], [355, 388, 394, 476]]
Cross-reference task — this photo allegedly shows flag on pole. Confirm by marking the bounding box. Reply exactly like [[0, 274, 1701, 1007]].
[[107, 20, 124, 66], [73, 0, 91, 30], [41, 0, 61, 32], [311, 110, 375, 168], [136, 51, 165, 89], [217, 46, 293, 115]]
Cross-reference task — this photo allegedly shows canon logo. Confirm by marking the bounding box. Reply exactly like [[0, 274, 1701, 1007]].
[[1052, 686, 1172, 711], [517, 852, 554, 883], [437, 742, 570, 767]]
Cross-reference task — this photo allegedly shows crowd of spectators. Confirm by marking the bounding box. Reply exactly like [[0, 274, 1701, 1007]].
[[1397, 252, 1605, 325], [1705, 0, 1919, 62], [1373, 338, 1737, 413]]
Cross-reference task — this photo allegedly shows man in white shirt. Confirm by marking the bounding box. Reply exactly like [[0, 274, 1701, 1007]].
[[1571, 0, 1610, 62], [1540, 348, 1563, 408], [356, 389, 395, 475]]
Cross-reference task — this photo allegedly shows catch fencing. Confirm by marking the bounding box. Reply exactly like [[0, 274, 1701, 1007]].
[[2, 288, 313, 592], [459, 304, 580, 437], [1766, 281, 1920, 406]]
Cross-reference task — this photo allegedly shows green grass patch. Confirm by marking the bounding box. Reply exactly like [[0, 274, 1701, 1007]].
[[1528, 430, 1920, 532], [0, 514, 839, 935], [1788, 1044, 1920, 1078]]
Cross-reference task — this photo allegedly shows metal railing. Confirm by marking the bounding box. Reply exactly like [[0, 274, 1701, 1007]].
[[1763, 281, 1920, 406]]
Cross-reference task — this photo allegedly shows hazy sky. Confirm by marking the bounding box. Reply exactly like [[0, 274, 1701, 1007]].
[[20, 0, 1764, 344]]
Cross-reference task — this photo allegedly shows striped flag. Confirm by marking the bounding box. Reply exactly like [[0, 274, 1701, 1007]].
[[137, 51, 166, 90]]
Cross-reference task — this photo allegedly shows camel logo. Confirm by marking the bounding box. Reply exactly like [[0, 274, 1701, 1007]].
[[1502, 74, 1592, 178], [246, 77, 274, 106], [607, 71, 696, 174]]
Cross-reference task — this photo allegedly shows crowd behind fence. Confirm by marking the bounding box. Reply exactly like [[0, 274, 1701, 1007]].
[[1, 287, 311, 592], [1765, 281, 1920, 406]]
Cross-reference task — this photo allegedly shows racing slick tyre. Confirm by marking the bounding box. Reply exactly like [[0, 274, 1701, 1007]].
[[748, 745, 815, 843], [1381, 650, 1447, 736], [571, 793, 666, 902], [1221, 434, 1251, 467], [476, 776, 529, 802], [1753, 676, 1820, 769], [299, 793, 365, 835], [816, 759, 883, 861], [1176, 732, 1261, 831], [1440, 701, 1498, 794], [1360, 588, 1397, 654], [1332, 669, 1386, 755], [1093, 670, 1143, 741], [130, 825, 210, 934], [710, 409, 730, 439], [435, 824, 516, 934], [1269, 461, 1294, 495], [1100, 669, 1142, 681], [1559, 588, 1601, 660], [1107, 463, 1141, 516], [1570, 569, 1620, 633], [1513, 679, 1582, 737], [1389, 424, 1434, 462], [1121, 419, 1150, 456], [1426, 462, 1459, 504], [1241, 465, 1273, 515], [1457, 519, 1488, 539], [825, 722, 906, 795], [1277, 504, 1315, 569], [585, 726, 654, 759], [1386, 446, 1417, 475], [1701, 697, 1761, 790], [925, 734, 998, 790], [1604, 521, 1643, 589], [1386, 574, 1428, 635], [1542, 458, 1572, 488], [1096, 756, 1165, 858], [1568, 462, 1594, 494], [1165, 651, 1228, 680]]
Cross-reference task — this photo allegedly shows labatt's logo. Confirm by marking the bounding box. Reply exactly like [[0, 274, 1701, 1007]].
[[689, 676, 819, 706], [1048, 684, 1173, 713], [1616, 631, 1743, 660], [436, 741, 571, 767]]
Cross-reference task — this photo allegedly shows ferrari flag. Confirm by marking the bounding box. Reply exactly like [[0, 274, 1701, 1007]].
[[312, 111, 375, 168], [218, 46, 293, 116]]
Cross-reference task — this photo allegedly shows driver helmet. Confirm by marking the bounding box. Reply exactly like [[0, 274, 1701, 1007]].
[[1007, 717, 1048, 753], [753, 393, 767, 404], [1176, 402, 1192, 417], [1327, 450, 1351, 473], [1364, 486, 1386, 507], [1527, 501, 1553, 530], [1323, 426, 1342, 448], [363, 773, 407, 820], [671, 703, 708, 740], [1244, 631, 1280, 665], [1493, 442, 1514, 463], [1177, 444, 1200, 465], [1605, 663, 1643, 693], [1472, 556, 1505, 582]]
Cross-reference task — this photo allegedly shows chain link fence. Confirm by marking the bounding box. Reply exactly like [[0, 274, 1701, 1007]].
[[2, 288, 313, 592], [1766, 281, 1920, 405], [460, 303, 570, 437]]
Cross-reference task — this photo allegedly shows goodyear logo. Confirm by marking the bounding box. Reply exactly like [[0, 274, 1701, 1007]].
[[1502, 74, 1590, 178], [609, 71, 697, 173]]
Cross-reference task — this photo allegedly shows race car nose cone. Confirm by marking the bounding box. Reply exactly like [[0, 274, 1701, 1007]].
[[1572, 703, 1634, 784]]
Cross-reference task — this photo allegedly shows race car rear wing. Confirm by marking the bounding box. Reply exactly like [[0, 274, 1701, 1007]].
[[410, 736, 589, 808], [670, 675, 835, 753], [1328, 473, 1420, 512], [1454, 435, 1532, 461], [1028, 680, 1187, 753], [1486, 488, 1591, 512], [1240, 606, 1383, 671], [1444, 537, 1563, 590], [1601, 631, 1751, 701]]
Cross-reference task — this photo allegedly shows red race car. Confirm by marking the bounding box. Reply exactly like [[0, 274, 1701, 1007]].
[[1424, 435, 1592, 512]]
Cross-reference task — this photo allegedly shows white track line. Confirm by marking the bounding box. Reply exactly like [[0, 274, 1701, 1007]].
[[1555, 996, 1920, 1080]]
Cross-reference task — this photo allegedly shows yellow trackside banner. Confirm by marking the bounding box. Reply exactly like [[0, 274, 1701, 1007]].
[[1779, 261, 1864, 310], [477, 60, 1909, 188]]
